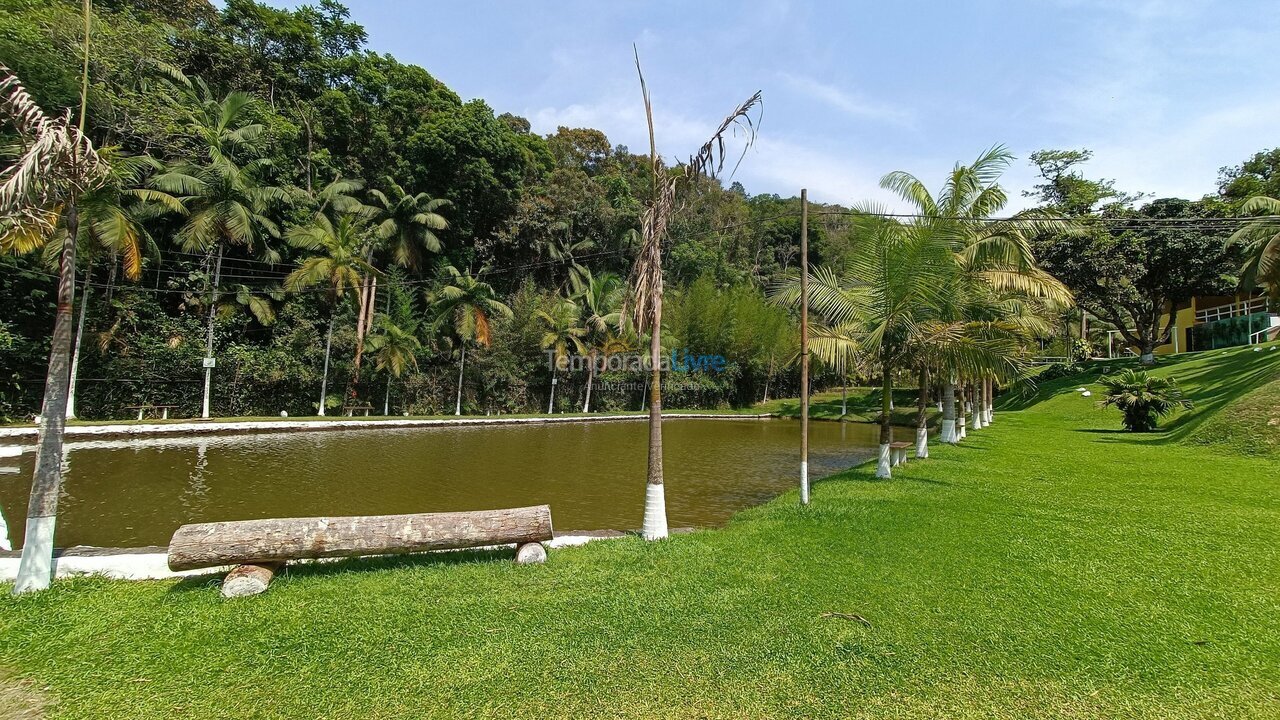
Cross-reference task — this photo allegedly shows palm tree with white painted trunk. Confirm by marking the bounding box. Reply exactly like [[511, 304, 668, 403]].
[[1, 23, 110, 592], [538, 298, 588, 413], [367, 318, 422, 415], [430, 265, 512, 416], [624, 50, 761, 540], [284, 212, 378, 415], [574, 269, 623, 412], [150, 77, 290, 419]]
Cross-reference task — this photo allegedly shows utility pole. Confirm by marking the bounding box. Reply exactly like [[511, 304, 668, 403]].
[[799, 188, 810, 505]]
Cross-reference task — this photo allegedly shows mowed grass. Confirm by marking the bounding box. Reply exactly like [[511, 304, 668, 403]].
[[1, 346, 1279, 718]]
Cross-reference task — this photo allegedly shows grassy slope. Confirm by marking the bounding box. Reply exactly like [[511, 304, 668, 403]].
[[1, 346, 1278, 719]]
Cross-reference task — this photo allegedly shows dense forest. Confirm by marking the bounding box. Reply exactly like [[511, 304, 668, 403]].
[[0, 0, 1270, 421]]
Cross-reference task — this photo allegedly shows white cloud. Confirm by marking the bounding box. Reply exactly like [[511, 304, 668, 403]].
[[778, 73, 914, 127]]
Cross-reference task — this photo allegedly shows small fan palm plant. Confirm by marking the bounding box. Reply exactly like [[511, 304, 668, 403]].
[[1098, 368, 1192, 432]]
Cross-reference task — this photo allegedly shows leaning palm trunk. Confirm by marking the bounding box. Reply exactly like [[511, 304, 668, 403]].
[[65, 264, 91, 418], [454, 346, 466, 416], [4, 44, 108, 593], [583, 352, 596, 412], [317, 313, 333, 416], [200, 243, 223, 419], [14, 202, 80, 593], [876, 366, 893, 478], [915, 368, 929, 459], [941, 378, 957, 443]]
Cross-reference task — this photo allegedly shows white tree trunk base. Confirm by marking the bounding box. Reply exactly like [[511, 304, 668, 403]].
[[915, 426, 928, 458], [0, 502, 10, 552], [800, 461, 809, 505], [514, 542, 547, 564], [941, 419, 956, 444], [12, 515, 55, 595], [221, 562, 281, 598], [876, 444, 892, 478], [641, 483, 668, 541]]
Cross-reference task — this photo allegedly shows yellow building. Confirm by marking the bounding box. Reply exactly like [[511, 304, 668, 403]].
[[1151, 292, 1274, 355]]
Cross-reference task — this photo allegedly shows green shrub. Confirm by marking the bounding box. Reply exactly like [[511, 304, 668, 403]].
[[1099, 368, 1193, 432]]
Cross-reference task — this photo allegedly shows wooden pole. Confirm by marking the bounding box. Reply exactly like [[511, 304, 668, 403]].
[[799, 188, 810, 505]]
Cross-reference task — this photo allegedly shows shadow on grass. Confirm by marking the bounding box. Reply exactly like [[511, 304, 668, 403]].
[[167, 546, 518, 593]]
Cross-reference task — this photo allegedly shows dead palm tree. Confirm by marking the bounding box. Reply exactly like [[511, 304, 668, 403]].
[[1, 5, 109, 595], [625, 50, 761, 539]]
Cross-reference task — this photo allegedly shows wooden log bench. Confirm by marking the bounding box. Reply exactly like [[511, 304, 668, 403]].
[[888, 441, 912, 467], [167, 505, 553, 598]]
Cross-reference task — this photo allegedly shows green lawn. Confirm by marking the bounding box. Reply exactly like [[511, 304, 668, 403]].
[[2, 345, 1278, 718]]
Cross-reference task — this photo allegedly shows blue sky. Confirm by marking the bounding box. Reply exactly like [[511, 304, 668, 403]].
[[269, 0, 1280, 210]]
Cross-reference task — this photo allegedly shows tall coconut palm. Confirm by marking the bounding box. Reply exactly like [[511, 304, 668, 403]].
[[538, 298, 588, 414], [430, 265, 512, 416], [574, 269, 623, 412], [1229, 196, 1280, 296], [625, 51, 761, 540], [881, 146, 1071, 441], [367, 178, 450, 270], [1, 8, 109, 594], [284, 212, 378, 415], [150, 76, 289, 418], [367, 318, 422, 415]]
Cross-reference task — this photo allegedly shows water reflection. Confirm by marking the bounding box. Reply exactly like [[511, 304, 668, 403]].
[[0, 418, 888, 548]]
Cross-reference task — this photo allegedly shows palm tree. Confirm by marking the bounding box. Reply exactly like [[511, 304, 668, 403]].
[[367, 177, 451, 270], [284, 213, 378, 415], [625, 51, 761, 540], [150, 78, 289, 419], [367, 318, 422, 415], [21, 151, 182, 419], [538, 298, 588, 414], [430, 265, 512, 416], [1099, 368, 1192, 431], [880, 146, 1071, 441], [1229, 195, 1280, 296], [1, 5, 109, 594], [574, 269, 623, 412]]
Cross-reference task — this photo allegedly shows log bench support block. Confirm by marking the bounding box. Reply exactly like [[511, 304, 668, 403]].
[[514, 542, 547, 564], [221, 562, 283, 598]]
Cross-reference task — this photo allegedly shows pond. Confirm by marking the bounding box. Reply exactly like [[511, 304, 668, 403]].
[[0, 418, 892, 549]]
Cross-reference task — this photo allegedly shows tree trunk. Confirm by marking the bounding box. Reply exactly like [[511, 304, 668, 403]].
[[915, 368, 929, 459], [221, 562, 281, 599], [583, 353, 596, 413], [941, 378, 957, 444], [200, 243, 223, 420], [383, 377, 390, 416], [642, 297, 667, 541], [66, 264, 92, 419], [547, 369, 557, 414], [318, 313, 333, 416], [13, 200, 80, 594], [876, 366, 893, 478], [985, 378, 994, 424], [957, 385, 968, 440], [168, 505, 555, 571], [454, 345, 466, 416], [841, 381, 847, 416]]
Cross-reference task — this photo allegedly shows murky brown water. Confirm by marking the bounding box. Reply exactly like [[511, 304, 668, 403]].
[[0, 418, 889, 548]]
